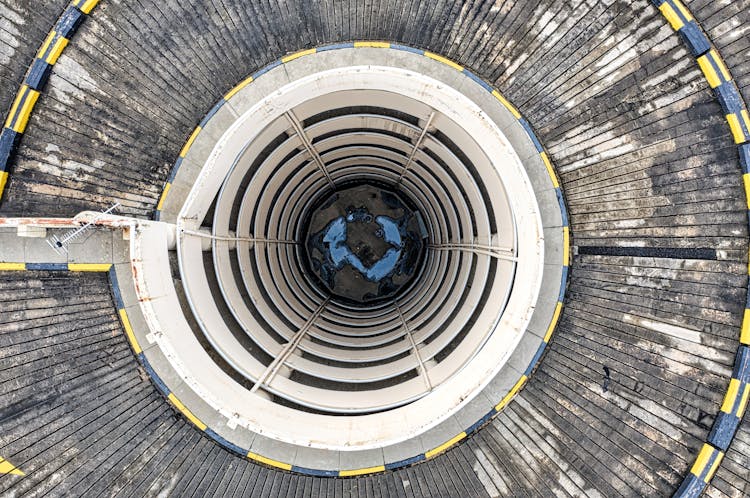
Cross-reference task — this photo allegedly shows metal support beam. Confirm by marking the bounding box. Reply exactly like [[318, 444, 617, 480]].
[[285, 110, 336, 190], [251, 298, 330, 393], [428, 242, 517, 261], [396, 111, 436, 185], [181, 229, 297, 245], [394, 302, 432, 391]]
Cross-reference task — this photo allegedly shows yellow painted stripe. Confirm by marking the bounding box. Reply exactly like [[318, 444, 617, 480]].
[[425, 432, 466, 459], [691, 444, 717, 479], [741, 309, 750, 345], [156, 182, 171, 211], [540, 152, 559, 187], [0, 457, 25, 476], [45, 36, 69, 65], [118, 308, 142, 354], [737, 383, 750, 418], [424, 51, 463, 71], [353, 41, 390, 48], [179, 126, 201, 158], [67, 263, 111, 272], [9, 88, 40, 133], [697, 53, 721, 88], [672, 0, 693, 23], [224, 76, 253, 100], [0, 170, 7, 201], [744, 174, 750, 210], [5, 86, 29, 128], [38, 31, 56, 59], [658, 3, 684, 31], [544, 301, 563, 342], [491, 90, 521, 119], [281, 48, 316, 63], [727, 113, 748, 144], [495, 375, 527, 412], [0, 262, 26, 271], [168, 393, 208, 431], [704, 450, 723, 482], [562, 226, 570, 265], [713, 51, 732, 82], [78, 0, 100, 14], [246, 451, 292, 471], [720, 378, 741, 414], [339, 465, 386, 477]]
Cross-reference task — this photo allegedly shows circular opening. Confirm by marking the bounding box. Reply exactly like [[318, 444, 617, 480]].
[[303, 182, 427, 305], [175, 60, 545, 450]]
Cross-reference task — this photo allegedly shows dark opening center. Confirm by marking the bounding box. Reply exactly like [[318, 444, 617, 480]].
[[304, 184, 427, 305]]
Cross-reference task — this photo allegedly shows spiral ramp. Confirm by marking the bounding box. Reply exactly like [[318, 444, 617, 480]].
[[1, 1, 750, 497]]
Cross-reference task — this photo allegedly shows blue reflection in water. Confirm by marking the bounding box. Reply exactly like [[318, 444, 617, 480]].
[[320, 215, 403, 283]]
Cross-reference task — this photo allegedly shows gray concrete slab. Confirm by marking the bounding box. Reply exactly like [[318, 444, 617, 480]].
[[0, 231, 25, 262], [543, 226, 564, 265], [67, 229, 112, 263], [292, 445, 340, 471], [23, 231, 67, 263], [419, 415, 465, 455], [507, 330, 544, 374], [248, 432, 299, 465], [339, 447, 385, 471], [124, 302, 156, 352], [382, 434, 424, 464], [452, 390, 495, 431], [112, 231, 130, 264], [526, 263, 564, 339]]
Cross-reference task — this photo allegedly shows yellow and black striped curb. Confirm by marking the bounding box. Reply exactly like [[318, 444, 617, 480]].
[[651, 1, 750, 497], [0, 0, 100, 201]]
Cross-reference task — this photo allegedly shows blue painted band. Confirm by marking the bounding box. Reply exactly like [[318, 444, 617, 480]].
[[462, 69, 494, 93], [139, 353, 171, 396], [733, 345, 750, 383], [559, 268, 569, 302], [290, 466, 339, 477], [317, 42, 355, 51], [200, 100, 225, 128], [715, 83, 744, 116], [390, 43, 424, 55], [740, 144, 750, 174], [204, 428, 248, 456], [555, 188, 569, 227], [109, 266, 125, 309], [57, 6, 85, 38], [26, 59, 53, 91], [524, 342, 547, 376], [0, 128, 20, 172], [519, 118, 544, 152], [251, 60, 282, 80], [166, 157, 182, 183], [673, 473, 704, 498], [385, 454, 425, 470], [708, 411, 740, 451], [678, 21, 710, 57], [465, 408, 497, 435], [26, 262, 67, 271]]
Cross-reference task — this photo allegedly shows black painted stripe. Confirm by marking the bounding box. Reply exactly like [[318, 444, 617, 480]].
[[577, 246, 717, 260]]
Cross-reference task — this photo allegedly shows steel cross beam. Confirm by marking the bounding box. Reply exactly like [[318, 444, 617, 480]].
[[428, 242, 517, 262], [250, 297, 330, 393], [396, 111, 436, 185], [394, 301, 432, 391], [285, 110, 336, 190]]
